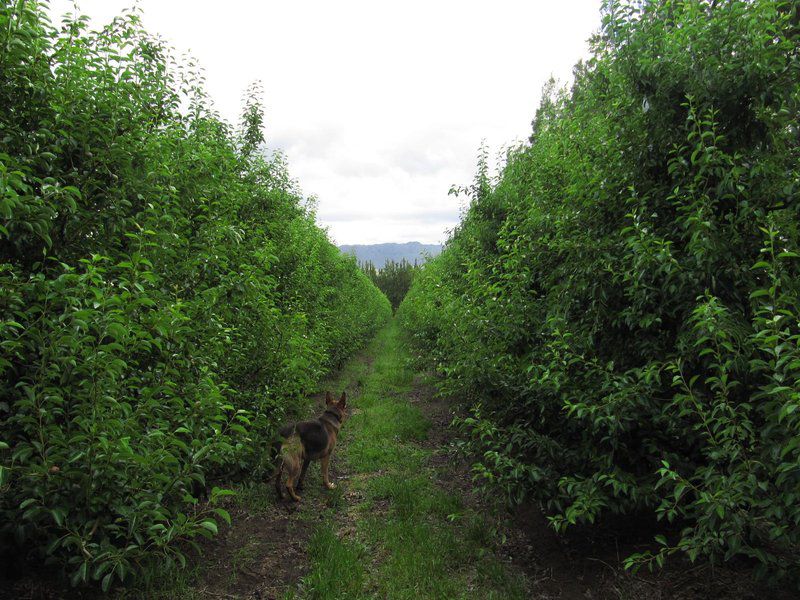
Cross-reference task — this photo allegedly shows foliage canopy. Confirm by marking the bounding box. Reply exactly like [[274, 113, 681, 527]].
[[400, 0, 800, 582], [0, 1, 390, 589]]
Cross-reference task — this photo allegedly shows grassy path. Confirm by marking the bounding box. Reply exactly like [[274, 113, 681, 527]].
[[293, 320, 528, 599]]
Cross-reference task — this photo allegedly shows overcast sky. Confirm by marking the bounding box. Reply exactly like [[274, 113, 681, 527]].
[[48, 0, 603, 245]]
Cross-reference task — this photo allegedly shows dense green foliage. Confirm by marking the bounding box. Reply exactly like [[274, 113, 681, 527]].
[[400, 0, 800, 581], [361, 259, 419, 312], [0, 1, 389, 589]]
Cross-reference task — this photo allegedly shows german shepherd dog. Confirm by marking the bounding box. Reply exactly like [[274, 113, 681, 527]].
[[274, 391, 347, 502]]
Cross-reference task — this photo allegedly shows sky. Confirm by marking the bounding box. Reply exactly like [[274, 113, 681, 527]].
[[47, 0, 603, 246]]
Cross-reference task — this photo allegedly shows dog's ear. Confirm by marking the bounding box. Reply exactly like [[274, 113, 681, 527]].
[[326, 391, 334, 406], [338, 391, 347, 408]]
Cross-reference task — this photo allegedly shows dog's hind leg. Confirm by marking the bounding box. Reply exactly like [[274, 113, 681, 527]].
[[296, 457, 310, 490], [286, 471, 302, 502], [286, 477, 302, 502], [284, 454, 303, 502], [273, 462, 285, 500]]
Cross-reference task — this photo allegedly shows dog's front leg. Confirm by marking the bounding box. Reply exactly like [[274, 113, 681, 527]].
[[321, 455, 335, 489]]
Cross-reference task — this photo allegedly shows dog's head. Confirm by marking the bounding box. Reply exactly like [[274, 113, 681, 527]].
[[325, 390, 348, 422]]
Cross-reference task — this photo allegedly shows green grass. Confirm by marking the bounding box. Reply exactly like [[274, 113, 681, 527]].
[[233, 480, 276, 513], [299, 524, 367, 600], [296, 320, 529, 599], [116, 564, 202, 600]]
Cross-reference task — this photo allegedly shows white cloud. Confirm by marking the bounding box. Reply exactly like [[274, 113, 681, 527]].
[[48, 0, 603, 244]]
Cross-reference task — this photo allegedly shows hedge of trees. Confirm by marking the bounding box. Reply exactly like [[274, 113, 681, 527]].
[[0, 2, 390, 589], [400, 0, 799, 582]]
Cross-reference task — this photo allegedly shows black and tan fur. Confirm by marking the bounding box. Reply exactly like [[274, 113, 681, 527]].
[[274, 391, 347, 502]]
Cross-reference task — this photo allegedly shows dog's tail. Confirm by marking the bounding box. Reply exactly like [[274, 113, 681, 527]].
[[271, 423, 296, 463], [272, 424, 294, 498]]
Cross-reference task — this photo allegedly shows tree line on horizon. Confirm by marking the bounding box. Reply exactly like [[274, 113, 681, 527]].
[[360, 258, 420, 312], [339, 241, 442, 267]]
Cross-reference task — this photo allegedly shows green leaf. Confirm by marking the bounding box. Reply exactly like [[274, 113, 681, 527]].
[[213, 508, 231, 526], [102, 572, 114, 592], [199, 520, 218, 535]]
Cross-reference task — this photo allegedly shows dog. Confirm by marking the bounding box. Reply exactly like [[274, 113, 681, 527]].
[[274, 391, 347, 502]]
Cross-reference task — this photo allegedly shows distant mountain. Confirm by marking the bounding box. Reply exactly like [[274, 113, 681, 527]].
[[339, 242, 442, 267]]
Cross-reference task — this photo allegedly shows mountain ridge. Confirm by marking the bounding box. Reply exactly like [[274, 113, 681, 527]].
[[339, 241, 442, 266]]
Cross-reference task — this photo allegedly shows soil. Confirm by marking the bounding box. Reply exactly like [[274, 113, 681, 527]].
[[190, 503, 313, 600]]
